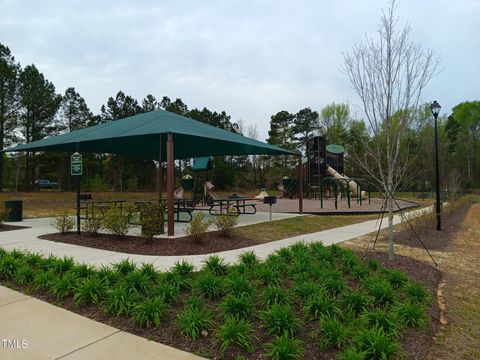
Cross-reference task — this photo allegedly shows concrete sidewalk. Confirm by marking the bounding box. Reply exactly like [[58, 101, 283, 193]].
[[0, 286, 204, 360], [0, 207, 432, 271]]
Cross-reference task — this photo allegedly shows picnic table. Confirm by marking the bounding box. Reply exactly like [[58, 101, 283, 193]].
[[134, 199, 194, 223], [84, 199, 127, 219], [208, 197, 257, 215]]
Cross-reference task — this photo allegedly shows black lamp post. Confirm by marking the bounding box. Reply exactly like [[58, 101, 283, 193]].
[[430, 100, 441, 231]]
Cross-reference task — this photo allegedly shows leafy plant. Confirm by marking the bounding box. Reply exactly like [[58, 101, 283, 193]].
[[82, 212, 103, 235], [255, 265, 280, 286], [366, 278, 396, 306], [214, 213, 239, 237], [238, 250, 259, 268], [266, 333, 304, 360], [51, 256, 76, 275], [292, 280, 319, 302], [221, 294, 253, 320], [366, 259, 380, 271], [338, 347, 368, 360], [14, 265, 35, 285], [178, 304, 214, 340], [134, 296, 168, 328], [103, 207, 130, 236], [120, 270, 151, 294], [0, 255, 20, 280], [355, 326, 400, 359], [318, 316, 348, 350], [34, 270, 56, 291], [139, 263, 159, 283], [151, 282, 180, 304], [393, 302, 427, 329], [361, 308, 399, 335], [202, 255, 228, 276], [382, 268, 408, 289], [139, 201, 164, 240], [185, 212, 212, 243], [261, 303, 301, 336], [51, 273, 79, 300], [196, 271, 224, 300], [51, 215, 75, 233], [113, 259, 137, 277], [324, 277, 346, 297], [404, 282, 430, 304], [219, 316, 254, 355], [226, 273, 252, 297], [172, 260, 194, 278], [344, 290, 372, 315], [71, 263, 95, 278], [262, 286, 290, 308], [73, 277, 106, 306], [103, 284, 139, 316], [304, 292, 338, 320]]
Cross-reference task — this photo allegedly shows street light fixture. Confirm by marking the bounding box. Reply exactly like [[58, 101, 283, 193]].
[[430, 100, 441, 231]]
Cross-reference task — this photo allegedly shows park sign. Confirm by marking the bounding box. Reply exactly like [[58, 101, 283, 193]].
[[71, 152, 82, 176]]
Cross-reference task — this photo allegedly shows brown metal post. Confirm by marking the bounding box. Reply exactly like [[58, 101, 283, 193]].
[[298, 155, 303, 214], [167, 133, 174, 236], [157, 135, 163, 200]]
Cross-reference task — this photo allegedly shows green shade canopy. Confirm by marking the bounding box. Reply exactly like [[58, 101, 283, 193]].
[[192, 157, 212, 171], [3, 109, 295, 160], [326, 144, 345, 154]]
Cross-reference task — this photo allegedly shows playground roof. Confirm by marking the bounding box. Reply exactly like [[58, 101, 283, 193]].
[[2, 109, 295, 160], [192, 157, 212, 171]]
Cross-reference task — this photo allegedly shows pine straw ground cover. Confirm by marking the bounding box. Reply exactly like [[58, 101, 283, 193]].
[[0, 241, 439, 360]]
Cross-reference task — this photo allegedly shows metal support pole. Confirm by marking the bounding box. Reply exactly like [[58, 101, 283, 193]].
[[320, 183, 323, 209], [167, 133, 174, 236], [298, 155, 303, 214], [434, 113, 442, 231], [75, 143, 80, 235], [334, 181, 338, 209], [157, 135, 163, 201]]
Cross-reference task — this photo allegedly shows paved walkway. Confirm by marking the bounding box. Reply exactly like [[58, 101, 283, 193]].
[[0, 286, 204, 360], [0, 207, 433, 271]]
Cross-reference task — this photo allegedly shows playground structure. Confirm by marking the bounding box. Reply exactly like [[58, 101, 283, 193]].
[[279, 136, 371, 210]]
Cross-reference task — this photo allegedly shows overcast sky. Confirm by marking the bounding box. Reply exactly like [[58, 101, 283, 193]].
[[1, 0, 479, 141]]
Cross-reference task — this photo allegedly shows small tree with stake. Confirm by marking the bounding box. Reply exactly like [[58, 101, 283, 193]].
[[343, 0, 440, 260]]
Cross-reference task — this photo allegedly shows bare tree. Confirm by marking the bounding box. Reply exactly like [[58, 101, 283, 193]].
[[343, 0, 440, 260]]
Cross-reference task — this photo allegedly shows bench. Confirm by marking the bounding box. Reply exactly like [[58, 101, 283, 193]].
[[416, 193, 430, 200], [233, 203, 257, 214]]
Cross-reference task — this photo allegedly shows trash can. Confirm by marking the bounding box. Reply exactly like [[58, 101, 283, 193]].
[[5, 200, 23, 222]]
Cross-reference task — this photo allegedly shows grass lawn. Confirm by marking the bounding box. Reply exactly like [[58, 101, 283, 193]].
[[0, 243, 433, 359]]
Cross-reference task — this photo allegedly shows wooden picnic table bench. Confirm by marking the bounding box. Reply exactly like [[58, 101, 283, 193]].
[[208, 197, 257, 215], [416, 193, 431, 200]]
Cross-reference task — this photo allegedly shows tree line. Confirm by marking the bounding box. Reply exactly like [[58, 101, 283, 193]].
[[1, 42, 479, 193]]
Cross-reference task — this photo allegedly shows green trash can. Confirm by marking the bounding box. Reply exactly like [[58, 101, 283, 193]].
[[5, 200, 23, 222]]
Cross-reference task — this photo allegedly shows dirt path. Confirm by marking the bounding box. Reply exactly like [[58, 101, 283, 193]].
[[342, 201, 480, 360]]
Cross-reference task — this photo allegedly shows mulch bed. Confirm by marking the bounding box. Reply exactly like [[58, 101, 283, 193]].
[[39, 232, 264, 256], [0, 224, 30, 232]]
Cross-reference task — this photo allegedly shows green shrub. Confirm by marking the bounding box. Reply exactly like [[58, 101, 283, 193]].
[[51, 215, 75, 233], [214, 213, 239, 237], [14, 265, 35, 285], [304, 292, 338, 320], [366, 279, 396, 306], [164, 270, 191, 291], [355, 326, 400, 359], [51, 273, 79, 300], [219, 316, 253, 355], [151, 282, 180, 304], [404, 282, 430, 304], [51, 256, 76, 275], [338, 347, 368, 360], [97, 266, 120, 287], [226, 273, 252, 297], [34, 270, 56, 291], [0, 255, 19, 280], [73, 277, 106, 306], [178, 304, 214, 339], [82, 212, 103, 235], [262, 286, 290, 308], [366, 259, 380, 271], [255, 265, 280, 286], [71, 263, 95, 278], [351, 265, 370, 280], [344, 290, 372, 315], [324, 277, 346, 297], [134, 296, 168, 328], [266, 333, 304, 360], [196, 271, 224, 300], [382, 268, 408, 289], [103, 207, 130, 236], [120, 270, 150, 294], [238, 250, 259, 268], [318, 316, 348, 350], [275, 247, 292, 262], [221, 294, 253, 320], [139, 202, 164, 240], [361, 309, 398, 335], [261, 303, 301, 336], [139, 263, 159, 283], [185, 212, 212, 243], [292, 280, 319, 302], [172, 260, 194, 278], [24, 252, 43, 267], [113, 259, 137, 276], [393, 302, 427, 329], [202, 255, 228, 276]]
